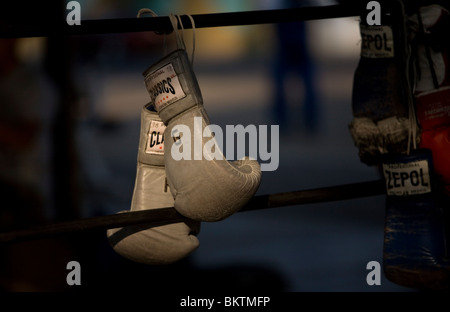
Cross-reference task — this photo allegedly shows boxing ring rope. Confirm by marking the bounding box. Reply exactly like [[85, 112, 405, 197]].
[[0, 4, 361, 38], [0, 4, 376, 243], [0, 180, 386, 244]]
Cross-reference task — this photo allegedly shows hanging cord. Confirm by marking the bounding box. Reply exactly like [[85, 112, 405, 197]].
[[168, 13, 196, 66], [137, 8, 158, 19], [406, 45, 418, 154], [187, 15, 196, 66], [168, 14, 186, 50], [136, 10, 197, 66], [137, 8, 162, 35], [396, 0, 418, 154], [137, 8, 168, 56]]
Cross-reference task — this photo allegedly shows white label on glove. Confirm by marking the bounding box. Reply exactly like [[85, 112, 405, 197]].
[[360, 25, 394, 58], [146, 120, 165, 155], [382, 160, 431, 196], [146, 63, 186, 110]]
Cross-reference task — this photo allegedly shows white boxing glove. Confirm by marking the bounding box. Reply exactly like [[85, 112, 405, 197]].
[[106, 104, 200, 265], [143, 48, 261, 222]]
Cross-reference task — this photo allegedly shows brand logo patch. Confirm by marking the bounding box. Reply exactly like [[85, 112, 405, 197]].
[[360, 25, 394, 58], [145, 63, 186, 110], [382, 159, 431, 196], [146, 120, 165, 155]]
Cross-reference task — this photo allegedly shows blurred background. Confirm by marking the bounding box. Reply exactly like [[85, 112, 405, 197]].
[[0, 0, 415, 292]]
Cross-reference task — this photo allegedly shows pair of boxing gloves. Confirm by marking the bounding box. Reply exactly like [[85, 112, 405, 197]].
[[350, 1, 450, 290], [106, 49, 262, 265]]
